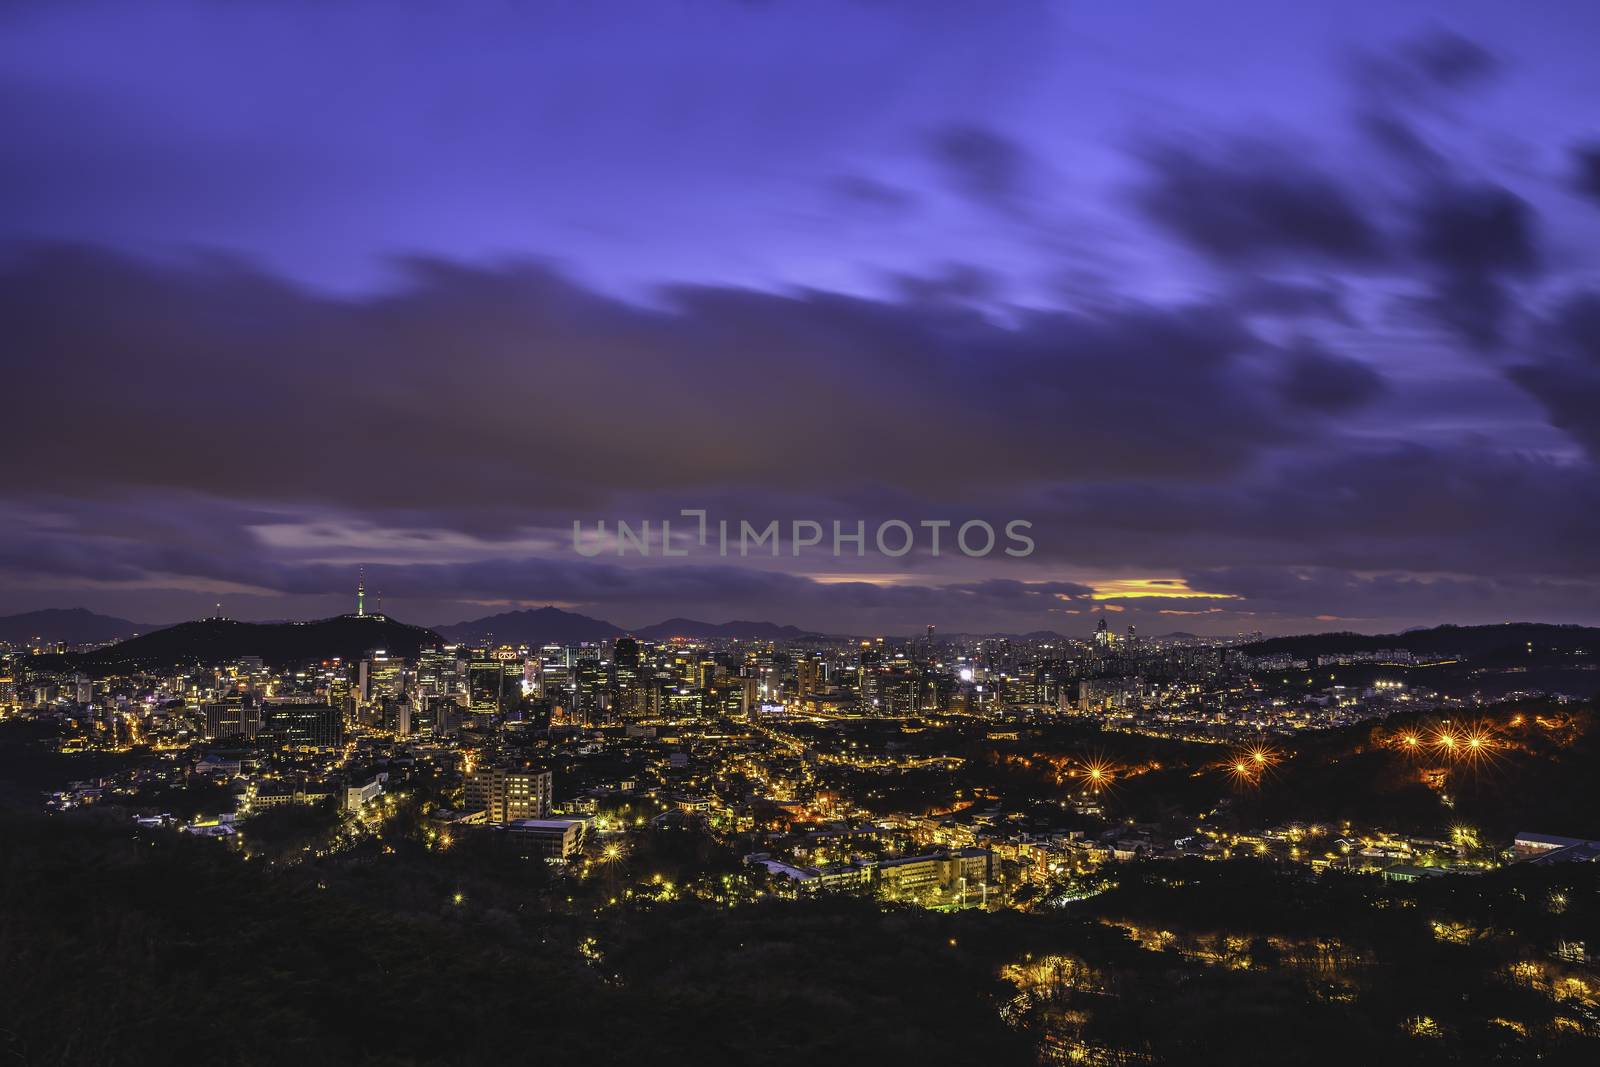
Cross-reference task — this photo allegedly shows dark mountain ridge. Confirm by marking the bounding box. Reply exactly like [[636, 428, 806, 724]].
[[0, 608, 153, 646], [439, 609, 828, 644], [1241, 622, 1600, 660], [436, 606, 621, 646], [30, 615, 442, 674], [631, 617, 823, 642]]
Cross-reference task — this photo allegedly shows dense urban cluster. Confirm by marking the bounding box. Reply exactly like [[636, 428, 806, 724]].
[[2, 595, 1598, 1065]]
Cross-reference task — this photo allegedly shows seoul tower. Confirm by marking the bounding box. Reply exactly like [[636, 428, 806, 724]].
[[357, 567, 366, 617]]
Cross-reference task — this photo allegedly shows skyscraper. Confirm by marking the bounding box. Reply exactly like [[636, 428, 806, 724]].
[[612, 637, 644, 717], [468, 653, 520, 717], [259, 700, 344, 749], [1094, 618, 1114, 650]]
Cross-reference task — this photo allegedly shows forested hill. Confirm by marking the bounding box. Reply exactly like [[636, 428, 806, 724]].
[[1241, 623, 1600, 661], [30, 615, 442, 673]]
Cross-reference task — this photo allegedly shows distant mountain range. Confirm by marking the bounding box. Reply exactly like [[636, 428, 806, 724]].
[[632, 617, 823, 642], [0, 608, 154, 646], [436, 607, 825, 645], [14, 606, 828, 673], [31, 615, 442, 674], [20, 608, 1600, 678], [1240, 622, 1600, 660], [1, 607, 1115, 649], [436, 607, 621, 645]]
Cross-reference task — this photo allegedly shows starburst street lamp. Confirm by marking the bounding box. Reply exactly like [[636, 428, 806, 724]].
[[1083, 762, 1114, 791], [1225, 741, 1278, 788], [1227, 758, 1255, 788]]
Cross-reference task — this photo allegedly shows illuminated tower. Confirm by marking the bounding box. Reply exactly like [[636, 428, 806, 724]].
[[357, 568, 366, 617]]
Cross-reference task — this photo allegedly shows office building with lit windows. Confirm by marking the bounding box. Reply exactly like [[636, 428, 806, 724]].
[[464, 766, 552, 824]]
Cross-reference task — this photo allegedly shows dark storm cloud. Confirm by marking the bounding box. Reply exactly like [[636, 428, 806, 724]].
[[1337, 31, 1544, 351], [1348, 29, 1505, 188], [1414, 181, 1536, 273], [1277, 342, 1386, 413], [1230, 277, 1353, 324], [925, 123, 1031, 214], [1408, 182, 1541, 349], [13, 480, 1597, 633], [1358, 111, 1446, 175], [8, 239, 1596, 632], [1032, 443, 1600, 581], [1350, 28, 1501, 109], [1509, 291, 1600, 459], [0, 512, 1104, 632], [2, 5, 1599, 634], [1398, 29, 1500, 91], [1176, 565, 1593, 627], [0, 242, 1297, 515], [1133, 142, 1385, 266], [889, 262, 1000, 305], [1572, 144, 1600, 206]]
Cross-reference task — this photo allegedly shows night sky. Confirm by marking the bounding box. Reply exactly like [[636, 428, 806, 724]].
[[4, 0, 1600, 636]]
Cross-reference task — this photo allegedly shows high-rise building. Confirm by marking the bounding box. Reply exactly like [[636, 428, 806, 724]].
[[669, 648, 699, 687], [325, 671, 352, 711], [1094, 618, 1114, 650], [416, 647, 460, 698], [70, 674, 94, 705], [413, 693, 460, 737], [796, 656, 821, 702], [467, 653, 520, 716], [705, 676, 756, 719], [858, 641, 884, 707], [612, 637, 647, 718], [537, 644, 572, 698], [203, 699, 261, 741], [359, 651, 405, 705], [696, 658, 720, 690], [464, 766, 552, 824], [612, 637, 641, 678], [573, 649, 607, 724], [260, 699, 343, 749]]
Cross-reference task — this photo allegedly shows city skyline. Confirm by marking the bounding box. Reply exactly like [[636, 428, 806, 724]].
[[5, 0, 1600, 635], [5, 7, 1600, 1063]]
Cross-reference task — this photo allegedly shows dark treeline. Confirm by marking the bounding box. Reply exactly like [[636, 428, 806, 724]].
[[0, 811, 1034, 1066], [4, 811, 1598, 1065]]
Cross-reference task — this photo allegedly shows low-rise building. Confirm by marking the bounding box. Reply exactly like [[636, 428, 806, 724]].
[[505, 817, 587, 860]]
